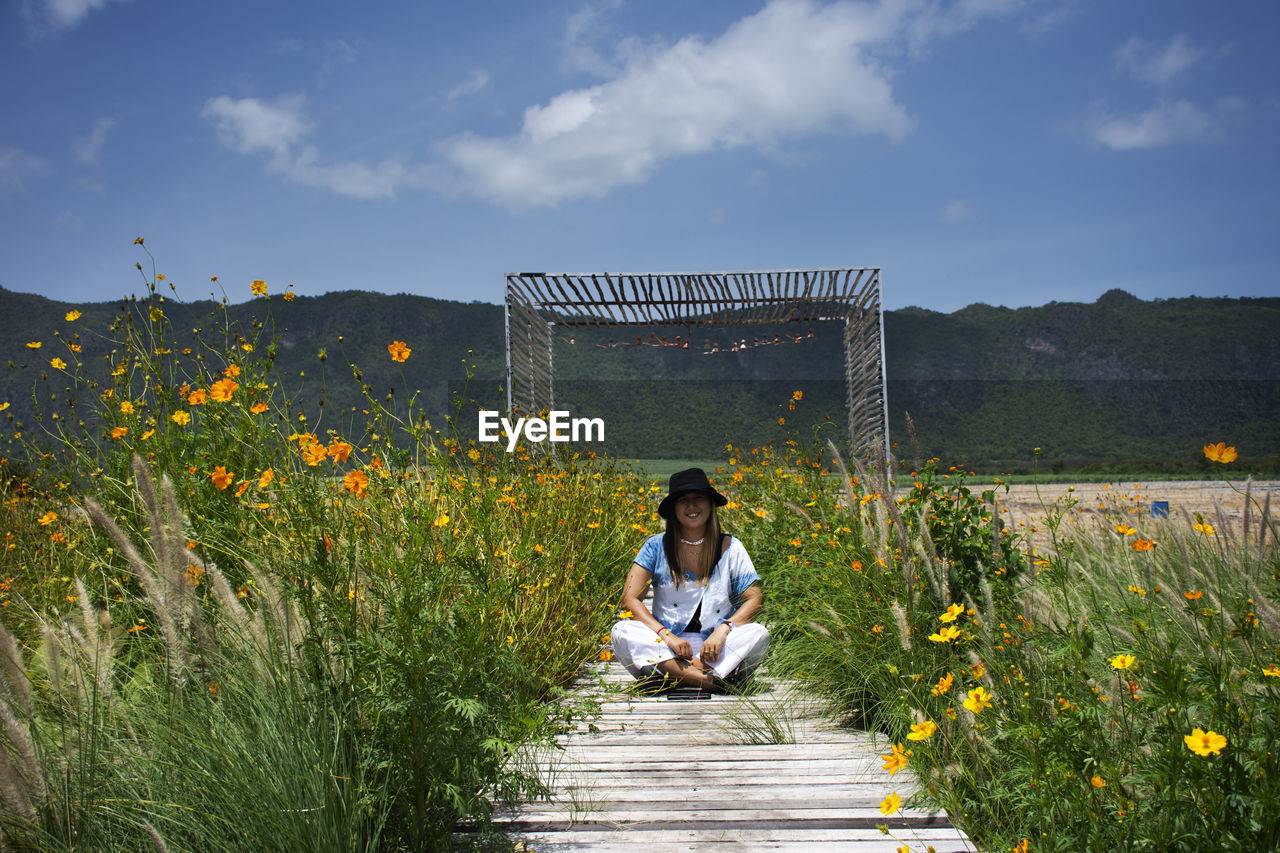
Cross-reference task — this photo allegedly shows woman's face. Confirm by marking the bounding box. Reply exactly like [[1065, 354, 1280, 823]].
[[674, 493, 712, 534]]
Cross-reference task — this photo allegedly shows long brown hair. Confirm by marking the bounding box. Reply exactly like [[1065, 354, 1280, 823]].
[[663, 503, 722, 589]]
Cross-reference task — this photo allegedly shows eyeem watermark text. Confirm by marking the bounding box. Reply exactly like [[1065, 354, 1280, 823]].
[[478, 410, 604, 452]]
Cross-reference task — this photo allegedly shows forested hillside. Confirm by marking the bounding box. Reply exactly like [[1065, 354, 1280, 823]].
[[2, 285, 1276, 473]]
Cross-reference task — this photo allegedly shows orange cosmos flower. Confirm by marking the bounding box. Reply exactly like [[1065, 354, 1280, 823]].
[[38, 511, 57, 526], [249, 402, 269, 414], [598, 649, 612, 661], [110, 426, 128, 439], [234, 480, 251, 498], [1203, 442, 1237, 464], [119, 401, 134, 415], [1114, 524, 1136, 535], [327, 440, 353, 463], [881, 742, 910, 775], [387, 341, 411, 362], [907, 719, 937, 741], [931, 672, 954, 696], [1184, 590, 1203, 600], [209, 378, 238, 402], [1131, 539, 1155, 552], [65, 310, 81, 322], [223, 364, 241, 378], [792, 390, 803, 401], [343, 470, 369, 497], [258, 469, 274, 488], [171, 410, 191, 425], [188, 389, 207, 405], [210, 467, 234, 490], [282, 289, 296, 301], [301, 442, 327, 466]]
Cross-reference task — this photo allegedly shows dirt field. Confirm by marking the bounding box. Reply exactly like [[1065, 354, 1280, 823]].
[[985, 479, 1280, 547]]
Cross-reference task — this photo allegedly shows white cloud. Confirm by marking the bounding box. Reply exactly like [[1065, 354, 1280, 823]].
[[202, 94, 406, 199], [1092, 98, 1247, 150], [23, 0, 114, 31], [1115, 34, 1204, 86], [202, 0, 1034, 208], [447, 69, 491, 101], [72, 116, 117, 164], [434, 0, 920, 208], [0, 147, 49, 191], [940, 200, 974, 223]]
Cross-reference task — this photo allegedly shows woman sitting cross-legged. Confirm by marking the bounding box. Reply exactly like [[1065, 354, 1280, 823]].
[[610, 468, 770, 691]]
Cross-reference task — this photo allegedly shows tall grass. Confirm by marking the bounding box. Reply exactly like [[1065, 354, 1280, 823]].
[[0, 258, 649, 849], [731, 434, 1280, 851]]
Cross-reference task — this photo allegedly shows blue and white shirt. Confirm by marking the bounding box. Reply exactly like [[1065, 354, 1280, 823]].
[[633, 533, 761, 637]]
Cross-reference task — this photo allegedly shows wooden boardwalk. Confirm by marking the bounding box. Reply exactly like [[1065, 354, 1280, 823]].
[[483, 660, 977, 852]]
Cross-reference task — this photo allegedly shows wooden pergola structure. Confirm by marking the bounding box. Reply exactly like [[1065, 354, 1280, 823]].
[[503, 268, 888, 452]]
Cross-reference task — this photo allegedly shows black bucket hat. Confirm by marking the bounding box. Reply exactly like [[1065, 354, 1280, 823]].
[[657, 468, 728, 519]]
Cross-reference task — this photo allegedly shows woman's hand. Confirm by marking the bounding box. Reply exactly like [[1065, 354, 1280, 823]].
[[664, 631, 693, 660], [699, 623, 731, 664]]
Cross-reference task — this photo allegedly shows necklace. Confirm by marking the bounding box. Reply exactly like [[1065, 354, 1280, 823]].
[[679, 536, 705, 546]]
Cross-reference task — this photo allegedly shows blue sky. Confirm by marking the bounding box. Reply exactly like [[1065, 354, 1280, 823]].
[[2, 0, 1277, 312]]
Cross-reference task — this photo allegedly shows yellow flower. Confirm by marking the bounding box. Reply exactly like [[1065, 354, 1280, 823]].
[[50, 358, 67, 370], [433, 514, 450, 527], [963, 686, 992, 714], [969, 661, 985, 679], [792, 390, 803, 401], [1090, 775, 1106, 789], [1203, 442, 1237, 464], [0, 403, 8, 412], [25, 341, 41, 349], [209, 378, 238, 402], [931, 672, 954, 696], [618, 610, 632, 619], [65, 310, 81, 322], [258, 469, 274, 488], [1192, 522, 1215, 535], [939, 603, 964, 623], [1128, 584, 1146, 595], [754, 509, 767, 518], [1109, 654, 1136, 670], [223, 364, 241, 378], [110, 426, 128, 440], [141, 429, 154, 440], [599, 649, 612, 661], [188, 389, 207, 405], [928, 625, 962, 643], [881, 742, 910, 775], [249, 402, 269, 414], [38, 511, 57, 526], [343, 470, 369, 497], [878, 792, 901, 815], [387, 341, 411, 362], [149, 307, 163, 322], [210, 467, 234, 490], [1114, 524, 1135, 535], [171, 410, 191, 425], [68, 344, 81, 352], [251, 279, 267, 295], [120, 401, 134, 415], [282, 289, 296, 302], [907, 719, 937, 741], [1261, 665, 1280, 678], [1183, 727, 1227, 756], [1131, 538, 1155, 552]]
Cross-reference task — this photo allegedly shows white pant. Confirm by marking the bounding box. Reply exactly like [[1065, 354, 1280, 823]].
[[610, 620, 770, 680]]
